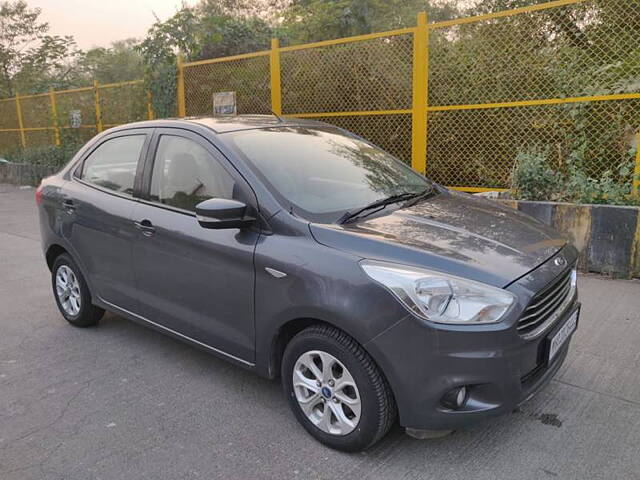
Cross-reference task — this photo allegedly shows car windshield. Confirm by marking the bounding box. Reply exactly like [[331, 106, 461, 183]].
[[222, 126, 431, 222]]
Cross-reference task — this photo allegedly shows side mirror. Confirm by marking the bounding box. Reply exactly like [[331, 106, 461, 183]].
[[195, 198, 255, 229]]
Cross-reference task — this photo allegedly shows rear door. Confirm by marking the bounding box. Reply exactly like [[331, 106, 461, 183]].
[[130, 128, 259, 363], [63, 129, 151, 311]]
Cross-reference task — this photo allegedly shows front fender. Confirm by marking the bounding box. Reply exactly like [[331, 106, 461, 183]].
[[252, 226, 409, 378]]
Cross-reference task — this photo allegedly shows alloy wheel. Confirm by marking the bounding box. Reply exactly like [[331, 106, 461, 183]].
[[292, 350, 361, 435], [55, 265, 81, 316]]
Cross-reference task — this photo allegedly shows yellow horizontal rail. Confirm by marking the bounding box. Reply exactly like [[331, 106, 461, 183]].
[[98, 79, 144, 89], [180, 27, 412, 67], [54, 86, 94, 95], [430, 0, 587, 29], [448, 186, 509, 193], [428, 93, 640, 112], [7, 91, 50, 100], [0, 80, 145, 104], [261, 92, 640, 119], [183, 50, 270, 67], [0, 129, 48, 134], [0, 125, 100, 132], [279, 27, 415, 53], [21, 127, 53, 132], [175, 1, 585, 66], [0, 80, 150, 155], [289, 109, 411, 118]]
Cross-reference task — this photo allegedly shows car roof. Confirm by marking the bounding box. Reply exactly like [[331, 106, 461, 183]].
[[113, 115, 328, 134]]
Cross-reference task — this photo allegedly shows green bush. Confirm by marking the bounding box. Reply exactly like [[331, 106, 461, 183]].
[[5, 141, 82, 168], [511, 149, 640, 206], [511, 151, 565, 201]]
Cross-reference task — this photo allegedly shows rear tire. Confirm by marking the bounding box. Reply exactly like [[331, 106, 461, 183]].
[[51, 254, 104, 327], [282, 324, 396, 452]]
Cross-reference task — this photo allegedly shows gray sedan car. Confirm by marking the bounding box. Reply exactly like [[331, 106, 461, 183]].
[[37, 116, 579, 451]]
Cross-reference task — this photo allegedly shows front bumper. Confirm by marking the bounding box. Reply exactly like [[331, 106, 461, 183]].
[[364, 249, 579, 431]]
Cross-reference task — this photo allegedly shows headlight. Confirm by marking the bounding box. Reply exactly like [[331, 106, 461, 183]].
[[360, 260, 516, 324]]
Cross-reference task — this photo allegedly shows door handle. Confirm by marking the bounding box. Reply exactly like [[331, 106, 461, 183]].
[[62, 199, 75, 214], [134, 219, 156, 237]]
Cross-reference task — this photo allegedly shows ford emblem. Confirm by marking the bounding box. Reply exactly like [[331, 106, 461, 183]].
[[554, 256, 567, 267]]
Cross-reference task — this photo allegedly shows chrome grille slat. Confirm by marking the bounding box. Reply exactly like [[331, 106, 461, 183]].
[[517, 267, 574, 335], [517, 281, 571, 330], [522, 274, 571, 312], [518, 279, 571, 324]]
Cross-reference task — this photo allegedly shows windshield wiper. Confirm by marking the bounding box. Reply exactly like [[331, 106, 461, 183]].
[[337, 188, 433, 224]]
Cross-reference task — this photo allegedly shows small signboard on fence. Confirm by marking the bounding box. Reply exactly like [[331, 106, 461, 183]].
[[213, 92, 237, 116], [69, 110, 82, 128]]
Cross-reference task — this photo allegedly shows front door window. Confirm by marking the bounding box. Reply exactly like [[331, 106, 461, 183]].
[[149, 135, 234, 211]]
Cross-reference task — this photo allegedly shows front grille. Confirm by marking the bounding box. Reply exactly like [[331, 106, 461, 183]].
[[517, 267, 574, 335]]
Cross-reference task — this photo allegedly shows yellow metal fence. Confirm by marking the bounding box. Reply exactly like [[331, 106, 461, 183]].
[[0, 80, 153, 155], [179, 0, 640, 193], [1, 0, 638, 194]]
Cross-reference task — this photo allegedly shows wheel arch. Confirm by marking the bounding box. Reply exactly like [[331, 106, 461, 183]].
[[267, 317, 398, 407], [268, 318, 329, 379], [45, 243, 98, 300], [45, 244, 69, 271]]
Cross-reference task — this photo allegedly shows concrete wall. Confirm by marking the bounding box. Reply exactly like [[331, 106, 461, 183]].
[[498, 199, 640, 279], [0, 162, 59, 187]]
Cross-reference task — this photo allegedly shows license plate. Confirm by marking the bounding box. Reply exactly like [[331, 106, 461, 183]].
[[547, 309, 578, 363]]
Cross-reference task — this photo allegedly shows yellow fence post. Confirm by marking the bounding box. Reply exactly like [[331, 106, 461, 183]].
[[270, 38, 282, 115], [411, 12, 429, 175], [49, 87, 61, 146], [15, 94, 26, 149], [634, 131, 640, 196], [147, 90, 154, 119], [177, 53, 186, 117], [94, 80, 103, 132]]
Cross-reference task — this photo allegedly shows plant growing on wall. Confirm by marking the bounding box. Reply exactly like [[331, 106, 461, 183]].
[[511, 147, 640, 206]]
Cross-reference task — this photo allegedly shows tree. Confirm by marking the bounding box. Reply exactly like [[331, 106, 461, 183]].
[[196, 10, 273, 59], [137, 2, 275, 117], [467, 0, 552, 14], [0, 0, 79, 96], [137, 7, 200, 118], [80, 39, 144, 84], [281, 0, 461, 45], [138, 1, 274, 63]]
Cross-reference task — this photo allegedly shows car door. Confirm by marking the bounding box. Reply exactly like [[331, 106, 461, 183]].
[[63, 129, 151, 311], [130, 128, 259, 363]]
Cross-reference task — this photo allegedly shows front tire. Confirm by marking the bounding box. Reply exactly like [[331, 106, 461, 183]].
[[282, 325, 396, 452], [51, 254, 104, 327]]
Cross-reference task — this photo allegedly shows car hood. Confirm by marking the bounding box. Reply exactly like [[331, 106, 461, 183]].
[[310, 190, 566, 287]]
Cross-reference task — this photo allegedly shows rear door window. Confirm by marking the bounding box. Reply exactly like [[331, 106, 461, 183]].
[[149, 135, 235, 212], [80, 135, 146, 196]]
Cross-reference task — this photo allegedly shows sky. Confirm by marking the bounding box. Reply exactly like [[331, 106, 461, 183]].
[[31, 0, 197, 50]]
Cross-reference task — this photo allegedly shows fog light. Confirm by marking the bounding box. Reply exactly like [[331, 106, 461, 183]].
[[441, 386, 468, 410]]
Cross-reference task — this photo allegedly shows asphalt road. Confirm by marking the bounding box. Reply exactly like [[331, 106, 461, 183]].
[[1, 183, 639, 480]]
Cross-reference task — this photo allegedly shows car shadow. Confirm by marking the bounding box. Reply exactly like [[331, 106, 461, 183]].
[[97, 311, 558, 458]]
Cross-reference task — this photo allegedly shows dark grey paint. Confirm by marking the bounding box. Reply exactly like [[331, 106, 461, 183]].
[[310, 189, 566, 288], [126, 127, 260, 361], [59, 178, 139, 311], [38, 116, 579, 431]]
